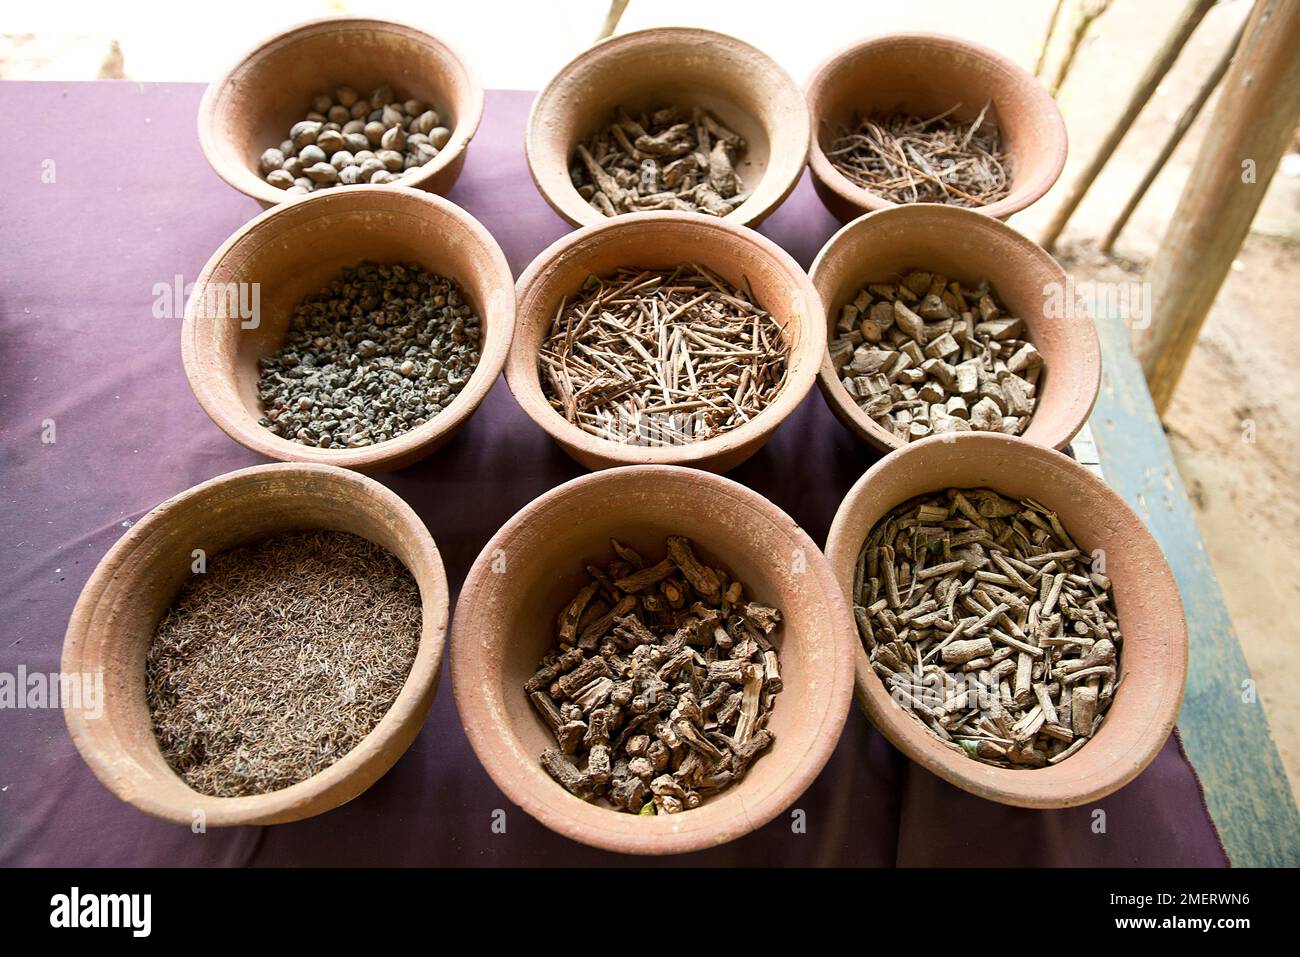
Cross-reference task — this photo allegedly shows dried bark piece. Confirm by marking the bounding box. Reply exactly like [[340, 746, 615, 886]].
[[831, 273, 1041, 441]]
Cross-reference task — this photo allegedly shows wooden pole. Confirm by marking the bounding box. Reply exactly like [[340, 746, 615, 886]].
[[595, 0, 631, 42], [1040, 0, 1216, 251], [1100, 12, 1250, 253], [1035, 0, 1069, 77], [1135, 0, 1300, 412]]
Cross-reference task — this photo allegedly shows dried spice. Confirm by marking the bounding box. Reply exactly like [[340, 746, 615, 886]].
[[826, 105, 1011, 207], [528, 536, 783, 814], [828, 270, 1042, 441], [853, 489, 1122, 768], [258, 261, 482, 448], [146, 530, 422, 797], [572, 105, 749, 217], [259, 83, 452, 194], [538, 265, 789, 446]]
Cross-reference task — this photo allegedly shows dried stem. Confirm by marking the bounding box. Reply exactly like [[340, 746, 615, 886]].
[[538, 265, 788, 446]]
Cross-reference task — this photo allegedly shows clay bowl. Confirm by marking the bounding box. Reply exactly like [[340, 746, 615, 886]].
[[62, 462, 449, 826], [824, 433, 1187, 808], [806, 33, 1067, 222], [526, 27, 810, 229], [451, 465, 855, 854], [507, 211, 825, 472], [199, 16, 483, 207], [811, 204, 1099, 454], [182, 185, 515, 473]]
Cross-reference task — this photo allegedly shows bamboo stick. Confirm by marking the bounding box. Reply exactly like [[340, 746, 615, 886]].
[[595, 0, 631, 42], [1100, 12, 1250, 254], [1039, 0, 1216, 251], [1050, 0, 1114, 96], [1035, 0, 1069, 77]]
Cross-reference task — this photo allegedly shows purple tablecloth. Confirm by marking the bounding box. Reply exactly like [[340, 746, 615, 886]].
[[0, 83, 1226, 866]]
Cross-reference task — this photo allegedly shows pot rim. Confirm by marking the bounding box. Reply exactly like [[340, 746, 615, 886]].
[[197, 14, 484, 207], [450, 463, 856, 854], [61, 461, 450, 826], [505, 211, 826, 471], [525, 25, 811, 229], [824, 432, 1188, 807], [180, 185, 515, 473], [804, 31, 1068, 220], [809, 204, 1101, 454]]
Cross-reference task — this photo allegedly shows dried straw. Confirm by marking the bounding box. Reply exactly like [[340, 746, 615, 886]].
[[146, 530, 422, 797]]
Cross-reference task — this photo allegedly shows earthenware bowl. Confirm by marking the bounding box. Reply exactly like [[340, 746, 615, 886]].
[[806, 33, 1067, 222], [62, 462, 450, 826], [811, 204, 1099, 453], [527, 27, 810, 229], [199, 15, 483, 207], [182, 185, 515, 473], [824, 433, 1187, 808], [507, 211, 825, 472], [451, 465, 855, 854]]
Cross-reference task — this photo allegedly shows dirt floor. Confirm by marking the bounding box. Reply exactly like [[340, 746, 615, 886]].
[[1057, 236, 1300, 801], [3, 0, 1298, 799]]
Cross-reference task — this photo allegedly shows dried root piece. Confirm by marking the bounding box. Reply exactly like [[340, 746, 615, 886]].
[[572, 105, 750, 217], [826, 104, 1011, 207], [852, 489, 1122, 769], [530, 536, 783, 814]]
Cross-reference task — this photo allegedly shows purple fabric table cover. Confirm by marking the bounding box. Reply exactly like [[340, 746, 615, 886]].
[[0, 83, 1226, 867]]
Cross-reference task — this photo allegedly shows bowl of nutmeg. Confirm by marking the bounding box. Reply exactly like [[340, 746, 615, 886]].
[[199, 16, 482, 206]]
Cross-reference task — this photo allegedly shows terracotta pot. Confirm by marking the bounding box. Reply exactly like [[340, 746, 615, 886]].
[[199, 16, 483, 207], [182, 185, 515, 473], [805, 33, 1067, 222], [451, 465, 855, 854], [62, 463, 449, 826], [526, 27, 810, 229], [507, 211, 825, 472], [824, 433, 1187, 808], [811, 204, 1099, 453]]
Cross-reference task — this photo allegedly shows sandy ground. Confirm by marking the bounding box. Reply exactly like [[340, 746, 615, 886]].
[[3, 0, 1298, 798]]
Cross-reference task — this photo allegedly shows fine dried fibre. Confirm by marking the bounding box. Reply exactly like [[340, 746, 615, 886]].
[[146, 530, 422, 797]]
